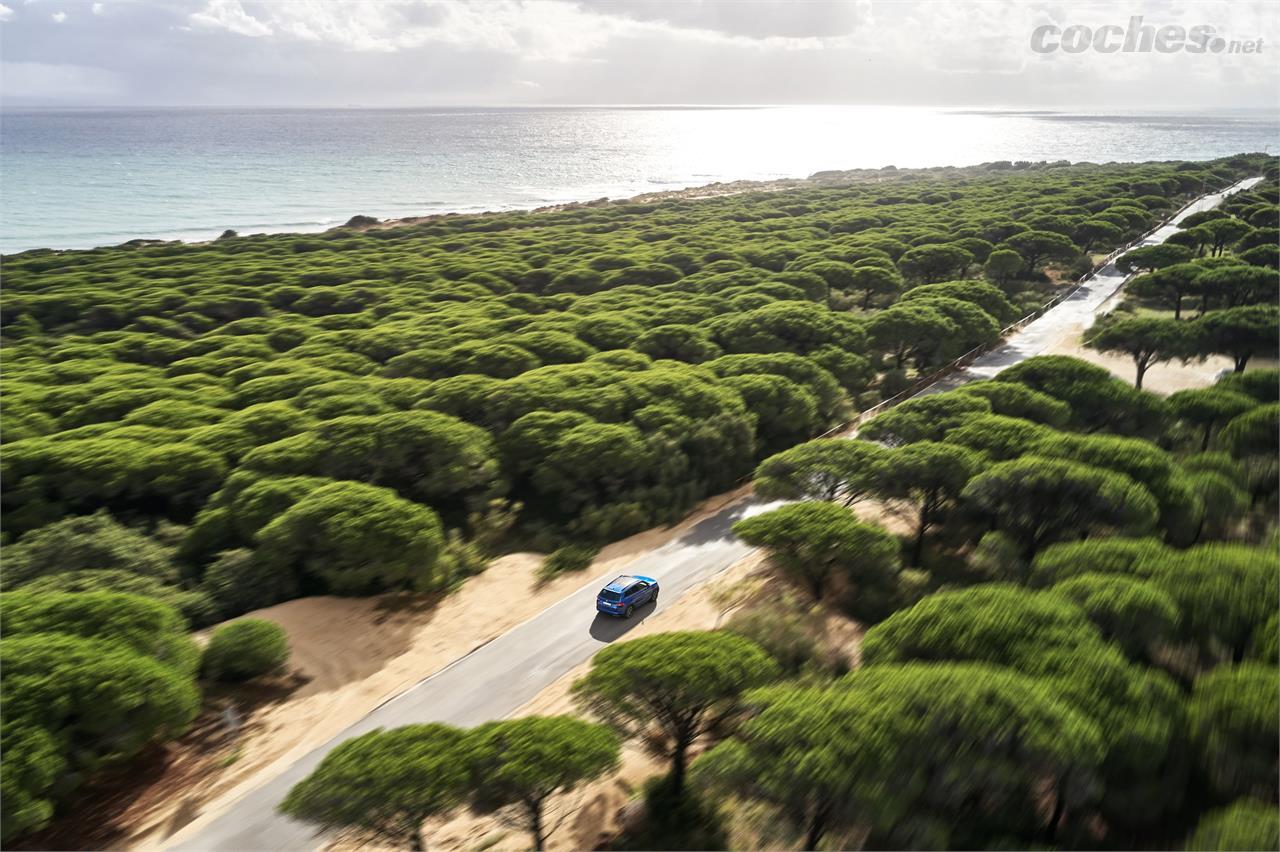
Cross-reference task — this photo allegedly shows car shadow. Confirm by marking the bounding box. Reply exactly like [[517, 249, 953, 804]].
[[588, 599, 658, 643]]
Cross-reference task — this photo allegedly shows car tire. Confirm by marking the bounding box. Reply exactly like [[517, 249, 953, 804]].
[[624, 605, 635, 619], [650, 592, 658, 606]]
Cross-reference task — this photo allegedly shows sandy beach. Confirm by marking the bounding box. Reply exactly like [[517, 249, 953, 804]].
[[338, 165, 947, 239]]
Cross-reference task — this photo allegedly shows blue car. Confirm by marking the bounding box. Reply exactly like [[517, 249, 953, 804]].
[[595, 575, 659, 618]]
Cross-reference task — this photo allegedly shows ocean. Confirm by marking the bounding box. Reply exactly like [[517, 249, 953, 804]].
[[1, 105, 1276, 254]]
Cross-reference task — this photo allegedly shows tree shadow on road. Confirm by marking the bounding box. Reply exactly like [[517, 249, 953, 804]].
[[675, 498, 771, 547]]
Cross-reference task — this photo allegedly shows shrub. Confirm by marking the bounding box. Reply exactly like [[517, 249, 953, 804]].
[[2, 627, 200, 841], [1187, 800, 1280, 851], [202, 619, 290, 682], [2, 590, 199, 674], [18, 569, 218, 628], [435, 530, 491, 588], [202, 547, 296, 618], [724, 602, 833, 676], [540, 543, 599, 580], [1, 511, 175, 589]]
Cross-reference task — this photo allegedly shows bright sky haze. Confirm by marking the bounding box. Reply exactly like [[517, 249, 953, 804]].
[[1, 0, 1276, 108]]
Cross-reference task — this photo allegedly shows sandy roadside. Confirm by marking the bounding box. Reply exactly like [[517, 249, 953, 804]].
[[1047, 336, 1244, 394], [1038, 289, 1272, 395], [376, 551, 773, 852], [140, 481, 910, 852], [357, 547, 864, 852], [123, 487, 753, 849]]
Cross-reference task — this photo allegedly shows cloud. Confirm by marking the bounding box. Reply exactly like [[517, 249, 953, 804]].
[[0, 0, 1274, 107], [603, 0, 870, 40], [181, 0, 858, 58], [189, 0, 271, 38], [51, 10, 65, 23], [183, 1, 587, 56]]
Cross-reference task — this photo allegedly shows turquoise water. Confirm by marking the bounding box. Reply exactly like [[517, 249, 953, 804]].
[[2, 106, 1277, 253]]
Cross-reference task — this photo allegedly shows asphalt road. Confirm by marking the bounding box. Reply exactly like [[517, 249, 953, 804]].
[[924, 175, 1262, 392], [169, 175, 1261, 851]]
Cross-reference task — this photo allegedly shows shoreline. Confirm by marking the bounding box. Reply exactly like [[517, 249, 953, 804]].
[[3, 159, 1086, 256], [6, 152, 1263, 256], [0, 169, 862, 255]]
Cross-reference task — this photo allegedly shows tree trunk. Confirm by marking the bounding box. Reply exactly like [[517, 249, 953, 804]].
[[1201, 422, 1214, 451], [1134, 359, 1148, 389], [1234, 354, 1249, 373], [1046, 772, 1069, 843], [805, 800, 831, 851], [807, 571, 826, 602], [670, 736, 690, 800], [1173, 296, 1182, 320], [410, 827, 425, 852], [528, 800, 545, 851], [912, 504, 930, 566]]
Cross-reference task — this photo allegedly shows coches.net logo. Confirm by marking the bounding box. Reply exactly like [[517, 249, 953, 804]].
[[1031, 16, 1264, 54]]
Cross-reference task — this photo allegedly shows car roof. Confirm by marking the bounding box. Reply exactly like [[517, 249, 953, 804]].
[[602, 575, 657, 593], [604, 576, 638, 592]]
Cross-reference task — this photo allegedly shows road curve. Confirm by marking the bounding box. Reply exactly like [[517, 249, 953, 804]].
[[169, 175, 1261, 852]]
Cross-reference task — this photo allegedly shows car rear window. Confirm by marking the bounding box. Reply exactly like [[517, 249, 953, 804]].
[[599, 590, 622, 602]]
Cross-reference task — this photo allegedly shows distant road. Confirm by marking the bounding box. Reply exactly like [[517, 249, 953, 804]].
[[169, 175, 1261, 852], [923, 174, 1263, 392]]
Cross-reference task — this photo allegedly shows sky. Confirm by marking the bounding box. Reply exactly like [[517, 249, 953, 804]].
[[1, 0, 1277, 108]]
